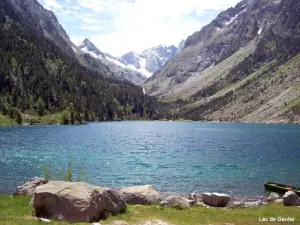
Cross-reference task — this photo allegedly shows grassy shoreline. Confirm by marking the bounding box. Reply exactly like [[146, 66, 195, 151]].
[[0, 195, 299, 225]]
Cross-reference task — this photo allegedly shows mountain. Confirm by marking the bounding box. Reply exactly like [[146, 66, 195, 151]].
[[176, 40, 185, 54], [0, 0, 167, 125], [121, 44, 180, 77], [8, 0, 76, 56], [78, 39, 183, 82], [78, 38, 147, 85], [144, 0, 300, 124]]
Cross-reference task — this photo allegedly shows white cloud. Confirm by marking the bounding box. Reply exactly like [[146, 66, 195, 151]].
[[70, 36, 86, 46], [42, 0, 62, 10], [80, 24, 106, 31], [41, 0, 241, 56]]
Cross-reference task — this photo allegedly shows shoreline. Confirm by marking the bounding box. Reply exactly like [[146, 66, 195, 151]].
[[1, 184, 273, 201], [0, 119, 299, 127], [3, 179, 299, 224], [1, 194, 299, 225]]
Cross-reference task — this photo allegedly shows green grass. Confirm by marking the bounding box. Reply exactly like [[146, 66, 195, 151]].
[[0, 195, 299, 225], [22, 112, 67, 125], [282, 96, 300, 111], [0, 113, 15, 126], [212, 61, 276, 100], [0, 112, 68, 127]]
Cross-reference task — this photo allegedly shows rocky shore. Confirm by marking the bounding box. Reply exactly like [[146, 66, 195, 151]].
[[12, 177, 300, 223]]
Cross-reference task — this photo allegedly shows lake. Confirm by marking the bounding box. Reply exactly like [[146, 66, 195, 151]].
[[0, 122, 299, 196]]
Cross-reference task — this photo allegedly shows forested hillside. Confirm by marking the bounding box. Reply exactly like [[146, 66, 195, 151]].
[[0, 0, 166, 125]]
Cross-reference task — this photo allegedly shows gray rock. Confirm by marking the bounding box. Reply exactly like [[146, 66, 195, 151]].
[[274, 199, 283, 204], [283, 191, 300, 206], [202, 192, 231, 207], [33, 181, 126, 223], [78, 39, 147, 85], [38, 218, 52, 223], [268, 193, 281, 202], [120, 185, 160, 205], [14, 177, 48, 195], [164, 196, 191, 209]]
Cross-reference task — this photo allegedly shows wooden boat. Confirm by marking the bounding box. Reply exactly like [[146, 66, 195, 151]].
[[294, 189, 300, 197], [264, 182, 300, 196]]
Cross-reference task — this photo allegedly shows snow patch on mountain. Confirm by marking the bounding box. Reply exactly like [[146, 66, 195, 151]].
[[225, 8, 247, 26], [77, 38, 184, 79]]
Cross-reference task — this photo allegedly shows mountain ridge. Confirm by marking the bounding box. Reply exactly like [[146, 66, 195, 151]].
[[77, 38, 184, 83], [144, 0, 300, 124], [0, 0, 167, 125], [77, 38, 147, 84]]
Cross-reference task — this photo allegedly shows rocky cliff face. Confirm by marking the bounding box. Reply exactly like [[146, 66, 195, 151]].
[[144, 0, 300, 123], [77, 39, 183, 83], [121, 44, 181, 77], [78, 39, 147, 84], [8, 0, 76, 56]]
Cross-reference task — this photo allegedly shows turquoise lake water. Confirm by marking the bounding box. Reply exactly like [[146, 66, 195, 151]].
[[0, 121, 299, 195]]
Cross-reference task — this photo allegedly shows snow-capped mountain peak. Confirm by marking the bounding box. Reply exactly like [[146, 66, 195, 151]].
[[77, 38, 185, 80], [122, 42, 184, 75]]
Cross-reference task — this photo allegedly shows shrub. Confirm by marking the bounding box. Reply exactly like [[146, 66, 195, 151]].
[[40, 156, 89, 182]]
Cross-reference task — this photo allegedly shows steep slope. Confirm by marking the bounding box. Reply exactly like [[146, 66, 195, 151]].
[[145, 0, 300, 123], [77, 39, 182, 83], [180, 54, 300, 123], [121, 44, 181, 77], [7, 0, 113, 79], [0, 0, 166, 125], [9, 0, 76, 56], [78, 39, 147, 85], [176, 40, 185, 54]]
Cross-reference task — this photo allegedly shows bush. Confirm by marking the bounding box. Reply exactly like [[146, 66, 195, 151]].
[[60, 110, 70, 125]]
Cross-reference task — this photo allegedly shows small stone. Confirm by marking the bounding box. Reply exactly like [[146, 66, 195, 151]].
[[164, 196, 190, 209], [268, 193, 280, 202], [38, 218, 52, 223], [160, 200, 168, 206], [274, 199, 283, 204]]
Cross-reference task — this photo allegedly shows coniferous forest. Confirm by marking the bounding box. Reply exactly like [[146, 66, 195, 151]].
[[0, 0, 167, 125]]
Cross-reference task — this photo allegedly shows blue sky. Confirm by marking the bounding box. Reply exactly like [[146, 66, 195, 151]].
[[38, 0, 240, 56]]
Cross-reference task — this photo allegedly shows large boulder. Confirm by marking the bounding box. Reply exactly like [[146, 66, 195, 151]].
[[120, 185, 160, 205], [202, 192, 231, 207], [14, 177, 48, 195], [282, 191, 300, 206], [162, 196, 191, 209], [33, 181, 126, 223]]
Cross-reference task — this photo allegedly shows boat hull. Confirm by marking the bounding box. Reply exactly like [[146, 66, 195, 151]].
[[264, 182, 300, 196]]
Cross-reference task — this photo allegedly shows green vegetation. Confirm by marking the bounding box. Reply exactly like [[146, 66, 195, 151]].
[[282, 97, 300, 111], [102, 204, 300, 225], [0, 195, 299, 225], [0, 0, 167, 126], [20, 111, 72, 125], [212, 61, 276, 99], [0, 113, 15, 126], [41, 157, 88, 182]]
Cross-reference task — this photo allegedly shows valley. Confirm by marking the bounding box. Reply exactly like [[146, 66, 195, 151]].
[[0, 0, 300, 125]]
